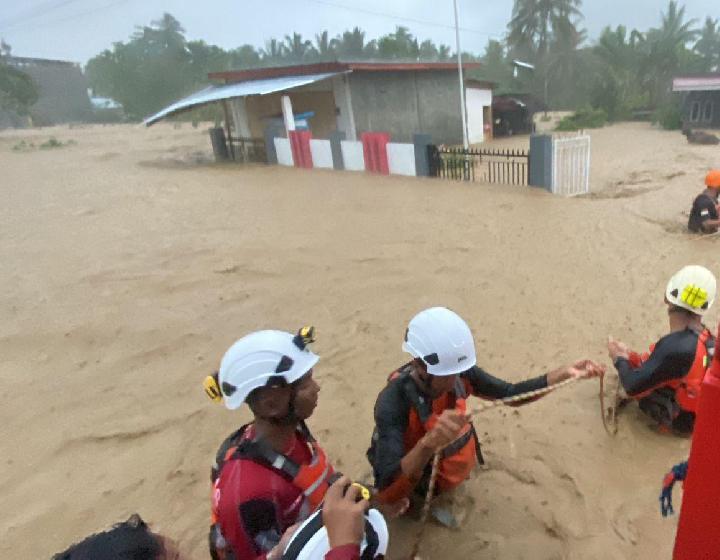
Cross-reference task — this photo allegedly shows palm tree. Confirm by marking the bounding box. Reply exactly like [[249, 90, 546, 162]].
[[331, 27, 366, 59], [437, 45, 452, 60], [262, 38, 287, 64], [507, 0, 583, 61], [284, 32, 314, 62], [644, 1, 698, 105], [377, 26, 419, 59], [314, 30, 334, 60], [694, 17, 720, 72]]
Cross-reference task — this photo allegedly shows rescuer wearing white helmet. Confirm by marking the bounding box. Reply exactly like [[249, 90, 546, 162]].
[[608, 265, 717, 434], [367, 307, 604, 520], [282, 476, 389, 560], [204, 327, 341, 560]]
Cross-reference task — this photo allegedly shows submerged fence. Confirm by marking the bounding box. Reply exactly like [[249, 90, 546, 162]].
[[428, 145, 529, 186]]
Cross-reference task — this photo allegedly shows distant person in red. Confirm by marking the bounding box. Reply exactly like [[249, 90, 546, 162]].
[[205, 327, 337, 560], [688, 170, 720, 233]]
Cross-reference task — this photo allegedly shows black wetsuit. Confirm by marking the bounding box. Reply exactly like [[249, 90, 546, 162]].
[[688, 193, 718, 233], [368, 364, 547, 494], [614, 328, 707, 433]]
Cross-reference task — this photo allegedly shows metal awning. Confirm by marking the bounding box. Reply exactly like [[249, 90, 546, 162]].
[[143, 71, 343, 126]]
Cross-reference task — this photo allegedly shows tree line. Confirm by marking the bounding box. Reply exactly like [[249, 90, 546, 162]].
[[84, 14, 459, 120], [2, 1, 719, 125], [493, 0, 720, 123]]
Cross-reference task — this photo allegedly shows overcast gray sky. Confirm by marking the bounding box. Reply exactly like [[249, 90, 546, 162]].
[[0, 0, 718, 64]]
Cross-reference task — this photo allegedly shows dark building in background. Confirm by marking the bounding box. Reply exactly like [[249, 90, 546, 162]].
[[673, 74, 720, 130], [5, 56, 92, 126]]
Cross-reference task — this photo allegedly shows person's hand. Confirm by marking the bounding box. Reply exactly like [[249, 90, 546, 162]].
[[547, 359, 606, 384], [421, 409, 467, 452], [267, 523, 301, 560], [322, 476, 368, 549], [607, 336, 630, 362]]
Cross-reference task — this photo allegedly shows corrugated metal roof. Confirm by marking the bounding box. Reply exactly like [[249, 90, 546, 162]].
[[673, 75, 720, 92], [143, 71, 343, 126]]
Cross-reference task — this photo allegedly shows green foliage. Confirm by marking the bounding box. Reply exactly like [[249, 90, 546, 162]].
[[12, 137, 75, 151], [555, 107, 608, 130], [84, 2, 719, 124], [0, 43, 39, 115], [653, 102, 683, 129]]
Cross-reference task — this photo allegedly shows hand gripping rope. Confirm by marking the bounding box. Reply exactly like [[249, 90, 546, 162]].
[[408, 375, 615, 559]]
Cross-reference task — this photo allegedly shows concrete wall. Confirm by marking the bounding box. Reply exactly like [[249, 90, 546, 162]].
[[274, 138, 294, 166], [340, 140, 365, 171], [309, 139, 333, 169], [466, 87, 492, 144], [8, 58, 92, 125], [386, 143, 416, 176], [348, 71, 463, 144]]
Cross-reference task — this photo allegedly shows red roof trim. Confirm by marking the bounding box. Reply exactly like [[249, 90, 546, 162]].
[[209, 61, 481, 82]]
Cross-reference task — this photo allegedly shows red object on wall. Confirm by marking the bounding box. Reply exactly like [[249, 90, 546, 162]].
[[289, 130, 313, 169], [673, 323, 720, 559], [361, 132, 390, 175]]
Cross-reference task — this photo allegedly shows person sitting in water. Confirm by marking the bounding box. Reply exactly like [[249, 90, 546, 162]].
[[52, 514, 182, 560], [607, 265, 716, 434], [366, 307, 604, 522], [688, 170, 720, 234]]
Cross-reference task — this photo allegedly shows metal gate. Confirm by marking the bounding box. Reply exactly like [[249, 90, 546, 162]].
[[551, 135, 591, 196], [229, 137, 267, 164], [428, 145, 529, 186]]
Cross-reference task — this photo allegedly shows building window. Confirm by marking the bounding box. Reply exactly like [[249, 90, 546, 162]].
[[690, 101, 701, 122], [703, 101, 714, 122]]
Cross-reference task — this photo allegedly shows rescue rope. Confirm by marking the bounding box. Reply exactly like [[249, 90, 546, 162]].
[[408, 376, 583, 559], [599, 372, 620, 436]]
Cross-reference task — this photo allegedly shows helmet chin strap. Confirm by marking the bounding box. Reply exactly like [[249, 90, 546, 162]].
[[261, 385, 299, 426]]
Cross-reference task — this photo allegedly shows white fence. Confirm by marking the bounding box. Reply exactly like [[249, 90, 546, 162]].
[[552, 135, 591, 196]]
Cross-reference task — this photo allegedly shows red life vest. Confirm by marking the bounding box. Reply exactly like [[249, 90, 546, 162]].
[[389, 367, 480, 493], [632, 329, 714, 414], [210, 422, 334, 523]]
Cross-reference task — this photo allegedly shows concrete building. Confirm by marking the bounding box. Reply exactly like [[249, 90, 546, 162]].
[[5, 56, 92, 125], [673, 74, 720, 129], [146, 61, 493, 145]]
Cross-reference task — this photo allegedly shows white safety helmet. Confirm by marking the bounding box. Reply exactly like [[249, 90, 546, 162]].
[[666, 265, 717, 316], [218, 328, 319, 410], [282, 508, 389, 560], [402, 307, 477, 376]]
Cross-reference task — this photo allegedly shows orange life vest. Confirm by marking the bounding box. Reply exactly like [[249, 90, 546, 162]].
[[632, 329, 714, 414], [389, 368, 480, 493]]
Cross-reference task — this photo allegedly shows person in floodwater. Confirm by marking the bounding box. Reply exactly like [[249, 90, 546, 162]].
[[688, 170, 720, 234], [607, 265, 717, 434], [366, 307, 604, 525], [205, 327, 338, 560], [52, 514, 182, 560]]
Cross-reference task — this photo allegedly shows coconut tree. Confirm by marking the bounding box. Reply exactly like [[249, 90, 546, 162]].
[[507, 0, 583, 61], [694, 17, 720, 72], [284, 32, 315, 62], [314, 30, 334, 60], [331, 27, 366, 59]]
